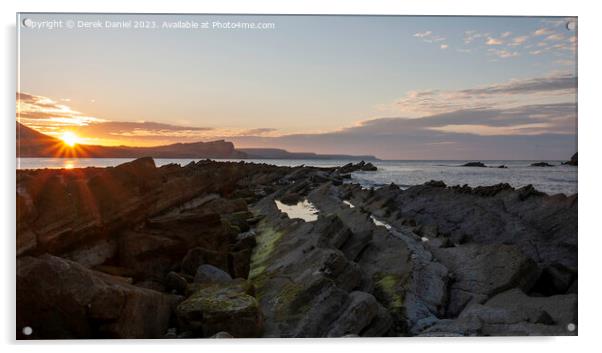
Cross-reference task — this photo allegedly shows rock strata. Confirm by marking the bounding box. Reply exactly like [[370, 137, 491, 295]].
[[16, 157, 577, 338]]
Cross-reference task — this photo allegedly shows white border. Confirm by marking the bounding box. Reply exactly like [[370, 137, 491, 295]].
[[2, 1, 601, 353]]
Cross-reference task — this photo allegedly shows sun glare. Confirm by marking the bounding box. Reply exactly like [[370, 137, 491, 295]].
[[60, 131, 79, 147]]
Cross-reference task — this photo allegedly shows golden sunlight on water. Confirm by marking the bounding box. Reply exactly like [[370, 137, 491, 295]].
[[63, 160, 75, 169]]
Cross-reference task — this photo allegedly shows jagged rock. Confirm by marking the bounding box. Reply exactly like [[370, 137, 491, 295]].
[[119, 230, 185, 280], [327, 291, 392, 337], [431, 244, 540, 316], [563, 153, 577, 166], [17, 254, 173, 339], [485, 288, 577, 327], [338, 161, 378, 173], [361, 162, 377, 171], [350, 181, 577, 273], [420, 288, 577, 337], [193, 264, 233, 284], [531, 263, 576, 295], [176, 280, 263, 337], [16, 158, 578, 338]]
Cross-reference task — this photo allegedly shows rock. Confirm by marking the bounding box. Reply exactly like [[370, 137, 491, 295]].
[[223, 210, 253, 232], [531, 162, 554, 167], [459, 303, 554, 325], [423, 288, 578, 336], [193, 264, 232, 284], [17, 255, 172, 339], [338, 161, 378, 173], [351, 181, 577, 273], [327, 291, 392, 337], [119, 230, 186, 280], [176, 280, 263, 337], [279, 192, 303, 205], [461, 162, 486, 167], [361, 162, 377, 171], [431, 244, 540, 316], [165, 271, 189, 294], [530, 263, 576, 295], [15, 157, 578, 338], [497, 165, 508, 169], [563, 153, 577, 166], [425, 180, 446, 188], [180, 246, 250, 279], [485, 288, 577, 327]]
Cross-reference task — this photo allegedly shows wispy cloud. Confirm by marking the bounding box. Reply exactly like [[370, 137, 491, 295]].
[[456, 19, 575, 61], [390, 73, 575, 117], [413, 30, 446, 46], [17, 92, 106, 136], [229, 100, 576, 159]]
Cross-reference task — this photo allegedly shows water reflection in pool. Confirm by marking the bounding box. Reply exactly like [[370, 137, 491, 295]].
[[274, 199, 319, 222]]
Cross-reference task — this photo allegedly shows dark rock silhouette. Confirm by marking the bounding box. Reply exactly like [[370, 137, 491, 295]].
[[461, 162, 486, 167], [563, 153, 578, 166], [531, 162, 555, 167]]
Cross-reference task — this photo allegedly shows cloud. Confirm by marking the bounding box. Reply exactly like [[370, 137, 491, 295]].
[[488, 48, 519, 58], [17, 92, 105, 132], [486, 37, 504, 45], [228, 102, 576, 159], [463, 30, 488, 44], [237, 128, 278, 136], [509, 35, 529, 46], [228, 74, 576, 159], [413, 31, 446, 44], [458, 73, 575, 95], [533, 28, 554, 36], [391, 73, 575, 117], [545, 33, 565, 41], [413, 31, 432, 38]]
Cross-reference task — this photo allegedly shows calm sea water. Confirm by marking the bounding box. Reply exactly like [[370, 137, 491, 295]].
[[17, 158, 577, 195]]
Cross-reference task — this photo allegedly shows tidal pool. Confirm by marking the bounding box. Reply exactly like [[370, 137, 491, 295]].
[[274, 199, 319, 222]]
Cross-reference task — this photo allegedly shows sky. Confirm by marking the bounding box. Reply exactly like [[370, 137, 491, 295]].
[[17, 14, 577, 159]]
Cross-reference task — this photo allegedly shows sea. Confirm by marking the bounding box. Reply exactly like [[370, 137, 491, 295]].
[[16, 158, 578, 196]]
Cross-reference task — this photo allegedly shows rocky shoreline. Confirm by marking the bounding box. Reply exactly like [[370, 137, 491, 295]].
[[16, 158, 577, 338]]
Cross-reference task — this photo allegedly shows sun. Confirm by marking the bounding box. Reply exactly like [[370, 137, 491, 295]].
[[60, 131, 79, 147]]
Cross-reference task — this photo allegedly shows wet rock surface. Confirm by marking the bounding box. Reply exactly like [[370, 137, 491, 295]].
[[16, 158, 577, 338]]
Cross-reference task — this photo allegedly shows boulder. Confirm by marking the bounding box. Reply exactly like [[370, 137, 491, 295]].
[[165, 271, 190, 295], [193, 264, 233, 284], [17, 255, 173, 339], [176, 280, 263, 337]]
